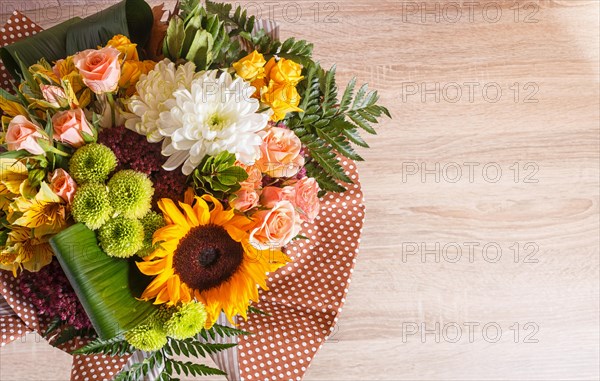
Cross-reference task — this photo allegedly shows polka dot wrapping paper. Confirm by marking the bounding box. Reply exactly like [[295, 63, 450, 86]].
[[0, 14, 366, 381], [0, 12, 43, 92]]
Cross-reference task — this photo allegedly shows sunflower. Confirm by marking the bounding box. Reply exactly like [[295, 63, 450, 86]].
[[137, 194, 290, 327]]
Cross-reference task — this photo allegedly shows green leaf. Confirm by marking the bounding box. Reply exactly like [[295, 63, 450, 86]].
[[164, 17, 185, 60], [50, 223, 158, 340], [65, 0, 154, 55], [0, 18, 80, 81]]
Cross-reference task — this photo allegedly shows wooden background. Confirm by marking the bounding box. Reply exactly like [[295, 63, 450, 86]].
[[1, 0, 599, 380]]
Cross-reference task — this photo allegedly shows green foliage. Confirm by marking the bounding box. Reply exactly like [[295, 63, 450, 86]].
[[165, 359, 226, 377], [199, 323, 252, 340], [286, 63, 390, 193], [73, 336, 135, 356], [163, 337, 236, 358], [190, 152, 248, 199], [247, 30, 314, 67], [163, 2, 244, 70], [247, 305, 271, 316], [206, 0, 255, 36]]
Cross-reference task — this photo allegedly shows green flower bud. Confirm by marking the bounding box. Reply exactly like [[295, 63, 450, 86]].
[[137, 211, 165, 257], [108, 170, 154, 219], [98, 216, 144, 258], [71, 183, 112, 230], [164, 301, 207, 340], [69, 143, 117, 184], [124, 323, 167, 352]]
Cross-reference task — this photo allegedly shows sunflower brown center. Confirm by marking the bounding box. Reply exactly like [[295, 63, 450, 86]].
[[173, 224, 244, 292]]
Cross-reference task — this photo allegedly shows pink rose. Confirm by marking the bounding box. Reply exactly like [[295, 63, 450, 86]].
[[259, 186, 295, 209], [256, 127, 305, 178], [5, 116, 45, 155], [293, 177, 320, 222], [51, 108, 93, 148], [49, 169, 77, 203], [40, 85, 67, 108], [231, 183, 259, 212], [73, 46, 121, 94], [249, 200, 301, 248]]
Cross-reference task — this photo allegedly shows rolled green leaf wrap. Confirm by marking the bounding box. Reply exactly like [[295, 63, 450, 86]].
[[50, 223, 157, 340], [0, 0, 153, 81]]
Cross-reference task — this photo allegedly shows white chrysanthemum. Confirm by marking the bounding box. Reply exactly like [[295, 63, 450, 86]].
[[158, 70, 269, 175], [123, 59, 201, 142]]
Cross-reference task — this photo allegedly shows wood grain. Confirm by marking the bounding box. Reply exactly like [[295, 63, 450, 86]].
[[1, 0, 599, 380]]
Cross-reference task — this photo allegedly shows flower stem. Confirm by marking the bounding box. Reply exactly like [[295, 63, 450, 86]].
[[106, 92, 116, 127]]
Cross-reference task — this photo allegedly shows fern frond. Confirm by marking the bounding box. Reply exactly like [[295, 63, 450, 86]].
[[166, 359, 226, 377], [73, 336, 134, 356]]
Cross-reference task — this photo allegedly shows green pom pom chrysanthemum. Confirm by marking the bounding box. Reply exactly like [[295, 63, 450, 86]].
[[108, 170, 154, 219], [124, 323, 167, 352], [164, 301, 208, 340], [98, 216, 144, 258], [69, 143, 117, 184], [137, 211, 165, 257], [71, 183, 113, 230]]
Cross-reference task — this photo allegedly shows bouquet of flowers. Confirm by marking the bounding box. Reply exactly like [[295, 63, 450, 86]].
[[0, 0, 388, 379]]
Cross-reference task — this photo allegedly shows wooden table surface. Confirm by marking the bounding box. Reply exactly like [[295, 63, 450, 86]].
[[1, 0, 599, 380]]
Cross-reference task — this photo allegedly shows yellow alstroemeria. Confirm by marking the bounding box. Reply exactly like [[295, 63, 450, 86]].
[[0, 159, 28, 210], [12, 182, 67, 236], [0, 226, 53, 275], [0, 96, 28, 118], [29, 61, 60, 84], [53, 56, 76, 78]]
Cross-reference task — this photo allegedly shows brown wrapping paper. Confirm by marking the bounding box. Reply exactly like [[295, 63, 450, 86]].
[[0, 12, 365, 381]]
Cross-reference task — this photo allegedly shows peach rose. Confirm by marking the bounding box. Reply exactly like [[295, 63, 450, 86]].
[[231, 183, 259, 212], [5, 116, 45, 155], [293, 177, 320, 222], [256, 127, 305, 178], [49, 169, 77, 203], [40, 85, 67, 108], [73, 46, 121, 94], [235, 161, 263, 189], [51, 108, 93, 147], [259, 186, 295, 209], [249, 200, 301, 248]]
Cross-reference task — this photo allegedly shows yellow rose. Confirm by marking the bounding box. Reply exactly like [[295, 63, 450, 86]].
[[261, 80, 303, 122], [233, 50, 266, 82], [141, 60, 156, 73], [264, 57, 303, 86], [119, 60, 156, 96], [106, 34, 139, 61]]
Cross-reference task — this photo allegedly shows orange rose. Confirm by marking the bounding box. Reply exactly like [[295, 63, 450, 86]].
[[249, 200, 301, 248], [73, 46, 121, 94], [256, 127, 305, 178], [51, 108, 93, 147], [5, 116, 46, 155]]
